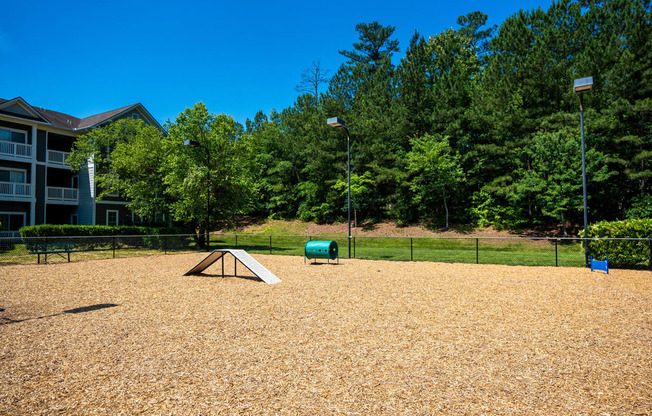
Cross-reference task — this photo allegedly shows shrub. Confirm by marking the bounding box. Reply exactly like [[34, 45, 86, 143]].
[[581, 219, 652, 268], [626, 195, 652, 219], [19, 225, 189, 251]]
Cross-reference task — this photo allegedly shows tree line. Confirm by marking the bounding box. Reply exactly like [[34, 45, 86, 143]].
[[70, 0, 651, 240]]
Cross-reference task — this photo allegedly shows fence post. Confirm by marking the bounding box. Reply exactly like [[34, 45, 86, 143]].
[[113, 237, 116, 259], [411, 238, 413, 261], [164, 235, 168, 255], [353, 237, 356, 258], [555, 239, 558, 267], [476, 238, 479, 264]]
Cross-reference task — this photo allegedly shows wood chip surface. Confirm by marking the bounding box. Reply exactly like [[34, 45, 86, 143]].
[[1, 253, 650, 415]]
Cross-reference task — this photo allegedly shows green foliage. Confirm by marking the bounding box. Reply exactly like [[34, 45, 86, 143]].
[[626, 194, 652, 219], [19, 225, 187, 251], [69, 119, 170, 220], [407, 134, 464, 229], [65, 2, 647, 233], [332, 171, 376, 224], [240, 2, 651, 230], [164, 103, 256, 233], [19, 224, 183, 238], [512, 129, 613, 234], [70, 103, 256, 248], [582, 219, 652, 268]]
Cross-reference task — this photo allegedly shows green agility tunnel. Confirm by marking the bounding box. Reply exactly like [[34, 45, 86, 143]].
[[304, 240, 339, 262]]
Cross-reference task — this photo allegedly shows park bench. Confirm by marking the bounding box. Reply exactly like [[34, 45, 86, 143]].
[[27, 241, 76, 264]]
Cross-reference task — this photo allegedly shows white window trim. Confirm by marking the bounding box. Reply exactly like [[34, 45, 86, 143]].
[[106, 210, 119, 226], [0, 126, 28, 144]]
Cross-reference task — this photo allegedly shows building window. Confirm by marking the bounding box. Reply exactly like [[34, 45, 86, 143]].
[[132, 212, 143, 224], [106, 210, 119, 227], [0, 168, 26, 183], [0, 128, 27, 144], [0, 212, 25, 237], [132, 113, 140, 120]]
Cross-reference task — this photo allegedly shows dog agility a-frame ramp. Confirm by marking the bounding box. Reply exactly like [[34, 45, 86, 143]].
[[184, 249, 281, 284]]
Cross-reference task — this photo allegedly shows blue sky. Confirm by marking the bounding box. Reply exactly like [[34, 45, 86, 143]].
[[2, 0, 554, 126]]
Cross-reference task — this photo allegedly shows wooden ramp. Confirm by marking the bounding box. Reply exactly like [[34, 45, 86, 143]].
[[184, 249, 281, 284]]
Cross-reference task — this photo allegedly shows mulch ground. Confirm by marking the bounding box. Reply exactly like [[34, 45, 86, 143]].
[[1, 253, 650, 415]]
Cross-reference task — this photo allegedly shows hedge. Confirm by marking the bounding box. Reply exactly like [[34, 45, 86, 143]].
[[19, 225, 191, 251], [581, 219, 652, 268]]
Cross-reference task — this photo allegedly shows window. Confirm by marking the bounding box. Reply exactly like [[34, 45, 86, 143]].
[[0, 168, 26, 183], [132, 212, 143, 224], [0, 212, 25, 236], [106, 210, 119, 226], [0, 128, 27, 144], [132, 113, 140, 120]]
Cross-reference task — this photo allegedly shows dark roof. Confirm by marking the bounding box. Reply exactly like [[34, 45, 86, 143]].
[[77, 104, 139, 129], [33, 107, 82, 129], [0, 97, 149, 131]]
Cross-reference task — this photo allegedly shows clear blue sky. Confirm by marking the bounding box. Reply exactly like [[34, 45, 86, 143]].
[[2, 0, 554, 126]]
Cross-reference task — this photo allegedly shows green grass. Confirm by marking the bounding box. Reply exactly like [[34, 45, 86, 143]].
[[208, 234, 586, 268], [1, 232, 585, 268]]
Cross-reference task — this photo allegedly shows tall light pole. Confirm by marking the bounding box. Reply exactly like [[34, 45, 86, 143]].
[[327, 117, 351, 258], [574, 76, 594, 267], [183, 139, 211, 250]]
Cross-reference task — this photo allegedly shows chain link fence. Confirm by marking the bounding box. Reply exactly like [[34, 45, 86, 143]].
[[1, 233, 651, 270]]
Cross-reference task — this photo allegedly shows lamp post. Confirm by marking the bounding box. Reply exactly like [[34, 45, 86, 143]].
[[183, 139, 211, 250], [327, 117, 351, 258], [574, 76, 594, 268]]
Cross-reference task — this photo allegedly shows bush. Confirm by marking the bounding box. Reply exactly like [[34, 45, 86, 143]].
[[19, 225, 189, 251], [581, 219, 652, 268], [626, 194, 652, 219]]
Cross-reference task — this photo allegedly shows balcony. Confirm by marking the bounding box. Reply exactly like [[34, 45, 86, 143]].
[[0, 141, 32, 159], [47, 186, 78, 204], [47, 149, 71, 167], [0, 181, 31, 199]]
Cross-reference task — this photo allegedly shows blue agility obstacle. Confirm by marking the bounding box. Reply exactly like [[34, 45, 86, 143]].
[[590, 256, 609, 274], [304, 240, 339, 264]]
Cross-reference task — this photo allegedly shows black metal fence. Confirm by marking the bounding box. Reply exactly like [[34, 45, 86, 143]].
[[1, 233, 651, 270]]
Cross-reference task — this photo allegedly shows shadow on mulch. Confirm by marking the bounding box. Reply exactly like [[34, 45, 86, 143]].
[[0, 303, 119, 326]]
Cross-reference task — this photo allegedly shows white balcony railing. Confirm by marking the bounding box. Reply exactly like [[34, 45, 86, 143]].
[[47, 186, 78, 204], [0, 181, 31, 198], [0, 141, 32, 158], [47, 149, 71, 166]]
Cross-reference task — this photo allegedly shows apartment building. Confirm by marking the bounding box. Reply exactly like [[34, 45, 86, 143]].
[[0, 97, 163, 236]]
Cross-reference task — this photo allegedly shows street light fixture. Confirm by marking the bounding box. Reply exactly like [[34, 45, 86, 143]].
[[183, 139, 211, 250], [327, 117, 352, 259], [574, 76, 594, 267]]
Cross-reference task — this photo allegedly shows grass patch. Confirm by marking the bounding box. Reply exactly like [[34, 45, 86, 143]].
[[209, 234, 585, 267]]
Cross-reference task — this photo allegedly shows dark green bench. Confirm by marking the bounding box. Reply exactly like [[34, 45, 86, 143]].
[[27, 241, 76, 264]]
